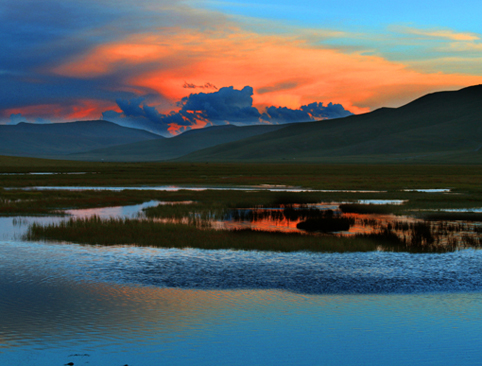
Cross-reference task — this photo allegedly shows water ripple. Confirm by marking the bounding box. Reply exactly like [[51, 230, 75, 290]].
[[1, 241, 482, 295]]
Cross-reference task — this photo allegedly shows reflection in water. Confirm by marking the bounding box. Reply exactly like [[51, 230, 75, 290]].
[[13, 185, 386, 193], [213, 205, 482, 251], [440, 208, 482, 212], [64, 200, 162, 219], [7, 199, 482, 251], [2, 198, 482, 365], [403, 188, 451, 193], [0, 201, 173, 241], [0, 172, 89, 175], [1, 241, 482, 365]]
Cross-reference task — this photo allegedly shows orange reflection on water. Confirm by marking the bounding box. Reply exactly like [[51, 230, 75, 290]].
[[220, 216, 306, 234], [215, 209, 421, 237]]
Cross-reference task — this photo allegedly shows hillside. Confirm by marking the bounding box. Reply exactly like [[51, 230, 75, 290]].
[[0, 120, 161, 157], [71, 124, 286, 161], [177, 85, 482, 163]]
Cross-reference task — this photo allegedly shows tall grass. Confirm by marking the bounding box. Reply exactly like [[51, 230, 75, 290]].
[[25, 216, 400, 253], [26, 215, 474, 253]]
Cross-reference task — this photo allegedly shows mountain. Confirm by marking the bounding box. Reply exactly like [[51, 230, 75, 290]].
[[176, 85, 482, 163], [0, 120, 161, 157], [70, 124, 286, 161]]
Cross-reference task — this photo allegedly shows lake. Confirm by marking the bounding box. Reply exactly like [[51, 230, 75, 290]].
[[2, 201, 482, 365]]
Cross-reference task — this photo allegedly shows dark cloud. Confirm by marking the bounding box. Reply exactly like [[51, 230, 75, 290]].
[[261, 106, 309, 123], [301, 102, 353, 119], [262, 102, 353, 123], [103, 86, 353, 136], [0, 0, 231, 123], [183, 82, 218, 90], [116, 97, 146, 118], [179, 86, 261, 124]]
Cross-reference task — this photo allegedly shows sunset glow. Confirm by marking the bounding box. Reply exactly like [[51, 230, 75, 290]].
[[2, 0, 482, 134]]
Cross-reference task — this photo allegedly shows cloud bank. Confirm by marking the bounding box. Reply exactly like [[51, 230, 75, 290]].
[[102, 86, 353, 136], [2, 0, 482, 125]]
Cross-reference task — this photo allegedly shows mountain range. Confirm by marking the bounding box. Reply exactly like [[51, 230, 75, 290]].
[[0, 120, 160, 157], [2, 85, 482, 163]]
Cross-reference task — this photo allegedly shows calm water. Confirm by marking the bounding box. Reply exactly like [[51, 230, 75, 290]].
[[2, 202, 482, 365], [14, 185, 385, 193]]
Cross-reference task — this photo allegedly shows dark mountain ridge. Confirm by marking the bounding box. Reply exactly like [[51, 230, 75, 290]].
[[177, 85, 482, 163], [0, 120, 162, 157], [70, 123, 287, 161]]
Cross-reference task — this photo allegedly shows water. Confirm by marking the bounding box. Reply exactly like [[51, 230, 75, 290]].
[[0, 200, 162, 241], [403, 189, 452, 193], [2, 241, 482, 365], [12, 185, 385, 192], [0, 172, 89, 175], [2, 201, 482, 365]]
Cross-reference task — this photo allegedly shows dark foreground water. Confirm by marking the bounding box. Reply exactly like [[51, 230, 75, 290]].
[[2, 239, 482, 365]]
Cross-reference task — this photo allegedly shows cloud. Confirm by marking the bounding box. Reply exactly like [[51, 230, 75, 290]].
[[3, 0, 482, 125], [0, 0, 232, 123], [183, 82, 218, 90], [7, 113, 51, 125], [257, 81, 299, 94], [301, 102, 354, 119], [9, 113, 24, 125], [261, 102, 352, 124], [401, 27, 480, 41], [179, 86, 261, 124], [103, 86, 353, 136]]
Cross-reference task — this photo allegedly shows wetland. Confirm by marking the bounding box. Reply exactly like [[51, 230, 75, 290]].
[[2, 158, 482, 365]]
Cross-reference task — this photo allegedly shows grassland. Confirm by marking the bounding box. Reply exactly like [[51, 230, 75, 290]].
[[2, 155, 482, 214], [2, 155, 482, 191]]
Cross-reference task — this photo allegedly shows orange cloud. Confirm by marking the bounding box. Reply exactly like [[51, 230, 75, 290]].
[[403, 27, 480, 42], [52, 27, 482, 116], [4, 100, 117, 122]]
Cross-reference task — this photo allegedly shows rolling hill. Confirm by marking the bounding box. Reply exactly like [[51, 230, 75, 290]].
[[3, 85, 482, 164], [177, 85, 482, 163], [0, 120, 162, 157], [70, 124, 286, 161]]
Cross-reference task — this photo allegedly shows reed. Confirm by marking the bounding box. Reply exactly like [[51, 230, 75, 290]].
[[22, 216, 392, 253], [25, 215, 467, 253]]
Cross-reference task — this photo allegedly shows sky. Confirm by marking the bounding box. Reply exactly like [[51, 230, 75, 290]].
[[2, 0, 482, 135]]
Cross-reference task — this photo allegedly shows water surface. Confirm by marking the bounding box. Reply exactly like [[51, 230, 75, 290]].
[[1, 240, 482, 365], [2, 200, 482, 365], [13, 185, 385, 193]]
